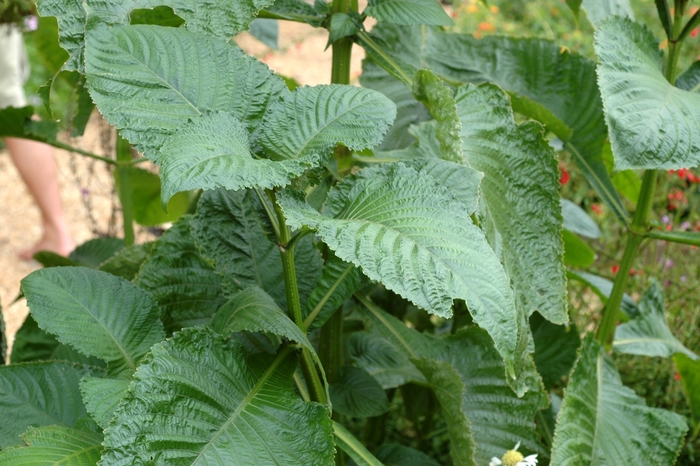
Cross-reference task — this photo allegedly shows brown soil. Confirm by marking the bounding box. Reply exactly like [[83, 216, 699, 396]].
[[0, 18, 370, 361]]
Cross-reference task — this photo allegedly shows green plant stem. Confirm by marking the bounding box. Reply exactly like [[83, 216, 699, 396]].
[[257, 9, 321, 24], [271, 192, 327, 405], [50, 141, 118, 165], [666, 0, 686, 83], [116, 133, 135, 246]]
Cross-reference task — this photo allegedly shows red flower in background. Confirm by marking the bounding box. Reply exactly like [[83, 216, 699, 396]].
[[560, 165, 570, 185], [611, 264, 620, 274], [591, 204, 602, 215]]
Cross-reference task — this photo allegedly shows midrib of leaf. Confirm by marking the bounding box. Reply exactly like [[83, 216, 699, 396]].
[[613, 337, 684, 347], [629, 87, 673, 152], [303, 263, 354, 330], [62, 290, 136, 372], [191, 345, 294, 462], [56, 434, 102, 465], [355, 294, 418, 359]]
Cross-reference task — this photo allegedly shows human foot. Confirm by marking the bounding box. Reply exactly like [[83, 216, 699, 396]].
[[18, 230, 75, 261]]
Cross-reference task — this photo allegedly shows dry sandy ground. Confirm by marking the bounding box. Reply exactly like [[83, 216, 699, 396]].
[[0, 18, 368, 359]]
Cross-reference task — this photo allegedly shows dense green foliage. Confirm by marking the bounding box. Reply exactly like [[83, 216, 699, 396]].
[[1, 0, 699, 464]]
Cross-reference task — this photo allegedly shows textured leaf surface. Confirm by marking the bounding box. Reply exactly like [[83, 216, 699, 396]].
[[0, 425, 103, 465], [551, 335, 688, 465], [192, 189, 321, 308], [85, 24, 287, 159], [365, 0, 452, 25], [80, 377, 130, 429], [102, 327, 334, 465], [456, 83, 567, 325], [348, 331, 426, 389], [159, 112, 319, 204], [279, 164, 521, 375], [329, 366, 389, 418], [676, 61, 700, 93], [22, 267, 165, 376], [69, 237, 125, 268], [596, 17, 700, 169], [580, 0, 634, 26], [99, 242, 155, 281], [614, 280, 697, 359], [0, 362, 96, 448], [364, 24, 627, 223], [258, 84, 396, 160]]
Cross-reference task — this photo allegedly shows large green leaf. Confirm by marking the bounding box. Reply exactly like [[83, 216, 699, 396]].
[[159, 112, 319, 205], [674, 353, 700, 436], [362, 24, 628, 224], [550, 334, 688, 465], [258, 84, 396, 161], [101, 327, 334, 464], [329, 366, 390, 418], [80, 377, 130, 429], [574, 0, 634, 26], [456, 83, 567, 325], [595, 17, 700, 169], [531, 312, 581, 389], [134, 215, 225, 333], [85, 24, 287, 159], [364, 0, 452, 26], [0, 362, 97, 448], [278, 164, 523, 377], [99, 242, 155, 281], [69, 237, 125, 268], [191, 189, 321, 309], [38, 0, 274, 71], [613, 280, 697, 359], [0, 425, 103, 465], [22, 267, 165, 376]]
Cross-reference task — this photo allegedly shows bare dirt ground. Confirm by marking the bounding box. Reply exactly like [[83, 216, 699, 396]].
[[0, 18, 369, 360]]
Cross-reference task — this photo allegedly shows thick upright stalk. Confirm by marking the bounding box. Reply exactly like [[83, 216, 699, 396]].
[[115, 133, 135, 246]]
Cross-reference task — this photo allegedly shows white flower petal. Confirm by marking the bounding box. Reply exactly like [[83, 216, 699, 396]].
[[517, 454, 538, 466], [489, 458, 503, 466], [513, 441, 521, 451]]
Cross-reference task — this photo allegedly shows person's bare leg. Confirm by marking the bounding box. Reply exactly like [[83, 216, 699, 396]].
[[4, 137, 74, 259]]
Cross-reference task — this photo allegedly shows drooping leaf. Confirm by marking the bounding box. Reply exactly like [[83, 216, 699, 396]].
[[101, 327, 335, 465], [99, 242, 155, 281], [32, 251, 77, 268], [531, 312, 581, 388], [0, 361, 98, 448], [362, 24, 628, 224], [674, 353, 700, 433], [22, 267, 165, 376], [360, 60, 431, 150], [375, 443, 441, 466], [278, 164, 522, 377], [561, 199, 601, 239], [347, 331, 426, 389], [676, 61, 700, 93], [550, 334, 688, 465], [68, 237, 125, 268], [563, 230, 595, 268], [158, 112, 319, 205], [412, 70, 462, 163], [580, 0, 634, 26], [80, 377, 130, 429], [456, 83, 567, 325], [113, 167, 190, 226], [258, 84, 396, 161], [0, 425, 103, 465], [249, 18, 279, 49], [613, 280, 697, 359], [568, 270, 639, 318], [85, 24, 287, 159], [329, 366, 389, 418], [304, 252, 365, 330], [191, 189, 321, 309], [595, 17, 700, 169], [134, 215, 225, 332], [10, 314, 104, 367], [364, 0, 452, 26]]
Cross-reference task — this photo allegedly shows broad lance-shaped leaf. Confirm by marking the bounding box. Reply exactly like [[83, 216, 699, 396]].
[[278, 163, 522, 376], [21, 267, 165, 376], [258, 84, 396, 161], [159, 112, 319, 205], [358, 299, 547, 465], [191, 189, 321, 309], [0, 425, 103, 465], [101, 327, 335, 465], [80, 377, 130, 429], [85, 24, 287, 160], [362, 24, 628, 224], [596, 17, 700, 169], [551, 334, 688, 465], [364, 0, 452, 26], [456, 83, 567, 324], [38, 0, 274, 71], [0, 361, 99, 448], [329, 366, 390, 418], [613, 280, 698, 359], [135, 215, 226, 333]]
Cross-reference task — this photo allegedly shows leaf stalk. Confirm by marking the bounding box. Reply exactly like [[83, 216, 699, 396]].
[[116, 132, 135, 246]]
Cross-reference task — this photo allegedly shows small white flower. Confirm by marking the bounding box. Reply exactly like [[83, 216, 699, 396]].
[[489, 441, 538, 466]]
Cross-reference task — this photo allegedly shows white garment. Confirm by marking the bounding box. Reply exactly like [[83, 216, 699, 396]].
[[0, 23, 29, 108]]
